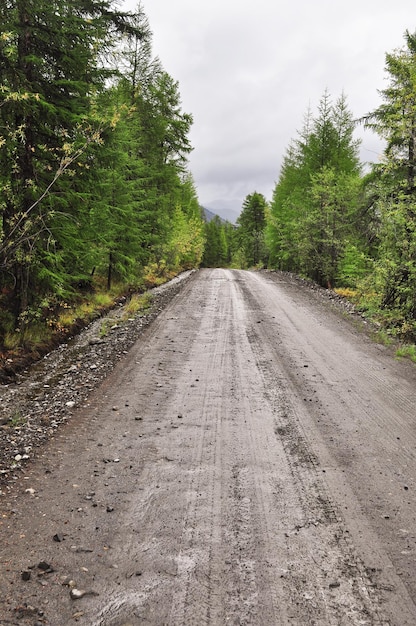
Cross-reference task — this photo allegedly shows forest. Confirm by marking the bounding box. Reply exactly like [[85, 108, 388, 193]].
[[1, 2, 416, 359], [0, 0, 204, 355], [208, 31, 416, 351]]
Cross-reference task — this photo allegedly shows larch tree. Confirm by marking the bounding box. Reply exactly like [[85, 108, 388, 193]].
[[267, 92, 363, 287], [236, 192, 268, 268], [0, 0, 144, 319]]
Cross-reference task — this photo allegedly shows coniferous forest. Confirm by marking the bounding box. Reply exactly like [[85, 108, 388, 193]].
[[208, 31, 416, 348], [1, 3, 416, 356], [265, 31, 416, 346], [0, 1, 204, 352]]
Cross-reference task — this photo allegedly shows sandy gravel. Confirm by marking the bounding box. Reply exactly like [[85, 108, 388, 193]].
[[0, 268, 416, 625]]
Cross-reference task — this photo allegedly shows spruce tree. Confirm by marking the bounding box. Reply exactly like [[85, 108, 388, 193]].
[[0, 0, 144, 319]]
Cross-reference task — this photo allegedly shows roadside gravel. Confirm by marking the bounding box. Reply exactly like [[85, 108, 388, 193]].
[[0, 271, 194, 494]]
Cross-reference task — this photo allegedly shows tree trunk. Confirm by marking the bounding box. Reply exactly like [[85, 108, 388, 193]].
[[107, 251, 114, 290]]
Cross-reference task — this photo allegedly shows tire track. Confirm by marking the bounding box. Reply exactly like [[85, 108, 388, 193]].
[[3, 269, 415, 625], [238, 269, 416, 623]]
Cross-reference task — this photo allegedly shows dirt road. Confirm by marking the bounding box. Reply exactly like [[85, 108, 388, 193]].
[[1, 268, 416, 625]]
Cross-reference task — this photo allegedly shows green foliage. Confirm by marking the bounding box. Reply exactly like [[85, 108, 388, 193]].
[[202, 217, 226, 267], [396, 344, 416, 362], [235, 192, 268, 267], [0, 0, 146, 316], [361, 31, 416, 338], [267, 92, 364, 287], [164, 175, 205, 271], [124, 292, 153, 318], [202, 216, 236, 267], [0, 2, 203, 350], [336, 243, 373, 287]]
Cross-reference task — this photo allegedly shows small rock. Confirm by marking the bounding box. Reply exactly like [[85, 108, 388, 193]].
[[65, 401, 76, 408], [21, 570, 31, 581], [106, 505, 114, 513], [74, 546, 93, 553], [37, 561, 54, 574], [70, 588, 99, 600], [329, 581, 340, 589], [53, 533, 64, 542]]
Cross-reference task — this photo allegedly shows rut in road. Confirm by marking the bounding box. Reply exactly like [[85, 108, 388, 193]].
[[1, 268, 416, 625]]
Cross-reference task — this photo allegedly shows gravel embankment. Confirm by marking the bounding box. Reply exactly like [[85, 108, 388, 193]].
[[0, 271, 195, 492]]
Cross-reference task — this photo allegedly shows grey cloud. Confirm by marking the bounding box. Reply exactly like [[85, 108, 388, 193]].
[[123, 0, 415, 219]]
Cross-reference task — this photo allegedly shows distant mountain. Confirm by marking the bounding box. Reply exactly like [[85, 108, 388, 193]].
[[201, 207, 227, 223]]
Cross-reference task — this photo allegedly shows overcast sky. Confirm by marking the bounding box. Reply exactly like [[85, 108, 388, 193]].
[[121, 0, 415, 222]]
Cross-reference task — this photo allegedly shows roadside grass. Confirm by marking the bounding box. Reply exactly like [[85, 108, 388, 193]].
[[334, 286, 416, 362], [334, 287, 361, 303], [3, 324, 54, 352], [123, 292, 153, 319], [396, 344, 416, 363], [8, 410, 26, 428], [0, 268, 169, 358]]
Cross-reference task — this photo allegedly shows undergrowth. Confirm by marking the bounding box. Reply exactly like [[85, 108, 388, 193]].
[[1, 269, 171, 359], [334, 285, 416, 362], [396, 344, 416, 363]]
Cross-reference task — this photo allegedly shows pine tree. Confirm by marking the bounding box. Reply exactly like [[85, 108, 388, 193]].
[[266, 141, 305, 271]]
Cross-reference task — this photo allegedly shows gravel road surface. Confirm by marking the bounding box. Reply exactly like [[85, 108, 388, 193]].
[[1, 268, 416, 625]]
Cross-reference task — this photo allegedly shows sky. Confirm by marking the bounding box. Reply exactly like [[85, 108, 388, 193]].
[[121, 0, 416, 223]]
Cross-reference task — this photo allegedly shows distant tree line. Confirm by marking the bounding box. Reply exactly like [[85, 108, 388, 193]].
[[0, 1, 204, 344], [201, 193, 269, 269]]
